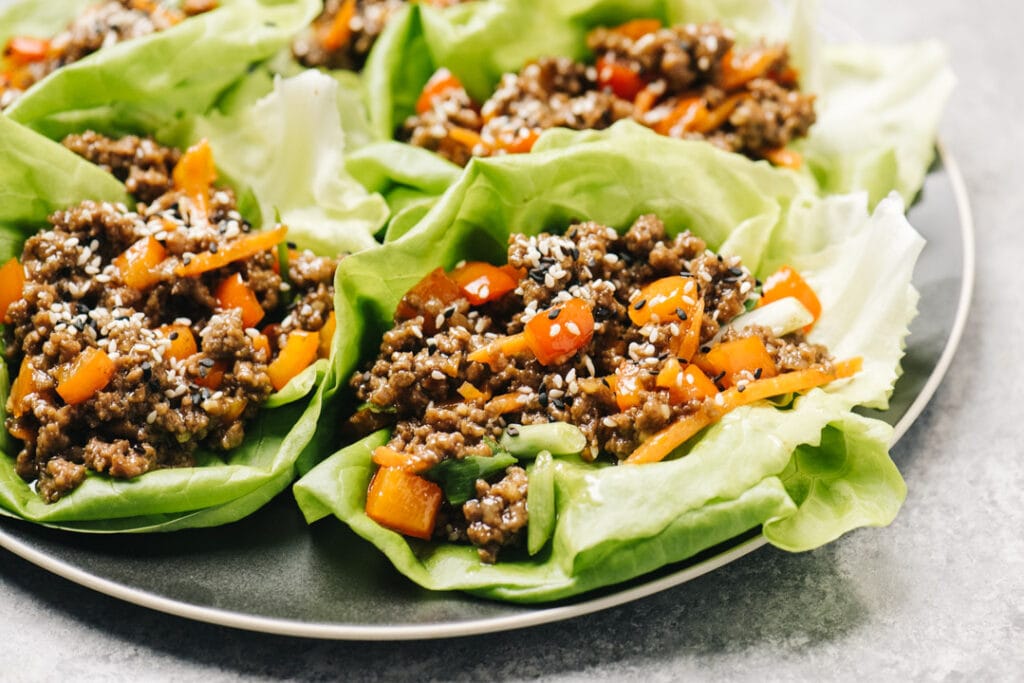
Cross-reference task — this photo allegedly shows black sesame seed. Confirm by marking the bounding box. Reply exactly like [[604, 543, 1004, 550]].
[[506, 425, 520, 437], [567, 228, 578, 240], [593, 305, 613, 322], [551, 397, 565, 409], [712, 371, 726, 383], [199, 358, 216, 368], [209, 244, 218, 254], [200, 388, 211, 400], [737, 384, 746, 393], [443, 306, 456, 319], [76, 303, 89, 314], [183, 256, 192, 266], [754, 368, 763, 379], [675, 307, 688, 321], [529, 269, 546, 283], [538, 392, 549, 408], [569, 247, 580, 260], [633, 299, 647, 311], [601, 378, 611, 388], [72, 319, 86, 331], [755, 279, 763, 288], [242, 223, 252, 232], [700, 345, 711, 354], [169, 331, 179, 341], [728, 267, 743, 277], [717, 254, 723, 262], [548, 308, 562, 320], [287, 242, 297, 249]]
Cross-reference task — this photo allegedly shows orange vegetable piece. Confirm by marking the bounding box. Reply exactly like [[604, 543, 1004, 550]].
[[320, 0, 357, 52], [596, 57, 646, 101], [626, 356, 862, 464], [172, 139, 217, 220], [467, 333, 530, 369], [4, 36, 49, 64], [762, 147, 803, 170], [252, 333, 271, 360], [656, 358, 718, 404], [672, 296, 704, 363], [611, 362, 646, 411], [694, 93, 745, 133], [655, 97, 708, 136], [450, 261, 518, 306], [609, 18, 663, 41], [629, 276, 701, 326], [0, 257, 25, 323], [486, 391, 529, 415], [394, 267, 462, 329], [416, 68, 464, 114], [758, 265, 821, 331], [634, 86, 659, 116], [365, 466, 444, 539], [267, 330, 319, 391], [370, 446, 434, 474], [175, 225, 287, 278], [523, 298, 594, 366], [194, 359, 226, 390], [57, 347, 116, 405], [7, 357, 34, 418], [215, 273, 264, 329], [159, 324, 198, 361], [495, 128, 541, 154], [719, 46, 786, 90], [448, 126, 489, 152], [704, 335, 778, 388], [114, 236, 167, 290], [457, 381, 488, 402], [318, 311, 336, 359]]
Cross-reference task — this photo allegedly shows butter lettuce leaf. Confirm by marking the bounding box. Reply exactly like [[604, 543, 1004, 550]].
[[363, 0, 948, 203], [3, 0, 320, 139], [293, 125, 917, 602]]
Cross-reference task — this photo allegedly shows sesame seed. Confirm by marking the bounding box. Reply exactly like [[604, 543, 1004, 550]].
[[548, 308, 562, 320], [549, 323, 561, 337], [566, 321, 581, 335], [431, 370, 445, 381], [634, 299, 646, 311]]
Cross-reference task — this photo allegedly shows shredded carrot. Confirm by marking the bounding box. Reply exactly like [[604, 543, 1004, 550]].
[[758, 264, 820, 330], [634, 86, 659, 116], [486, 391, 528, 416], [655, 96, 708, 136], [366, 466, 444, 539], [267, 330, 319, 391], [448, 126, 489, 152], [467, 333, 530, 369], [625, 357, 862, 464], [56, 347, 116, 405], [175, 225, 287, 277], [673, 297, 704, 363], [319, 0, 357, 52], [719, 46, 786, 90], [0, 257, 25, 323], [496, 128, 541, 155], [693, 93, 745, 133], [4, 36, 49, 64], [610, 18, 663, 41], [371, 446, 431, 473]]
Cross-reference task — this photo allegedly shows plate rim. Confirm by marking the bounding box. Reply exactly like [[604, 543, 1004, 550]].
[[0, 144, 976, 641]]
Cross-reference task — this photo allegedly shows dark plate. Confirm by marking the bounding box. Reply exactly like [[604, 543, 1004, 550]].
[[0, 146, 974, 640]]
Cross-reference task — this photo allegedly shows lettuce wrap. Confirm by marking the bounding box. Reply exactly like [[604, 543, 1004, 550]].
[[0, 74, 371, 531], [292, 123, 921, 602], [363, 0, 951, 205], [1, 0, 320, 140]]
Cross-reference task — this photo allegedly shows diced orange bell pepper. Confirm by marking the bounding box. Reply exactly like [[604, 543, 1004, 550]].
[[656, 358, 718, 404], [319, 0, 357, 52], [252, 333, 271, 360], [596, 57, 646, 101], [704, 335, 778, 388], [719, 46, 786, 90], [175, 225, 288, 278], [634, 86, 659, 116], [611, 362, 646, 411], [448, 126, 490, 152], [415, 68, 464, 114], [523, 298, 594, 366], [318, 311, 336, 359], [457, 381, 489, 402], [159, 324, 198, 361], [655, 97, 708, 136], [114, 236, 167, 290], [267, 330, 319, 391], [394, 267, 463, 330], [0, 257, 25, 323], [172, 139, 217, 220], [758, 264, 820, 331], [609, 18, 663, 41], [365, 466, 444, 539], [3, 36, 49, 64], [215, 272, 264, 329], [467, 333, 530, 369], [495, 128, 541, 155], [8, 357, 34, 418], [56, 347, 116, 405], [450, 261, 519, 306], [486, 391, 529, 415], [194, 359, 227, 390], [762, 147, 803, 170], [629, 276, 701, 326], [371, 446, 432, 473]]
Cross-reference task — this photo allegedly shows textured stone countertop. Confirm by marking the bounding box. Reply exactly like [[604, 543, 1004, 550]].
[[2, 1, 1021, 680]]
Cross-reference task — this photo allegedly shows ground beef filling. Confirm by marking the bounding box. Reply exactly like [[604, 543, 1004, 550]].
[[5, 133, 337, 503], [351, 214, 834, 561], [402, 22, 815, 166], [0, 1, 216, 109], [292, 0, 470, 71]]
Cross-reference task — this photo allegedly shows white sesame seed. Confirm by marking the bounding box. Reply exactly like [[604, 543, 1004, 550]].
[[431, 370, 445, 381], [566, 321, 581, 336], [435, 313, 445, 330], [549, 323, 561, 337], [147, 410, 157, 424]]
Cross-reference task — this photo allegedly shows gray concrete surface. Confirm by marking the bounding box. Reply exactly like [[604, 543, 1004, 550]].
[[1, 1, 1021, 680]]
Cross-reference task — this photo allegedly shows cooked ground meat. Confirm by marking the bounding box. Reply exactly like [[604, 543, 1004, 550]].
[[350, 214, 834, 561], [463, 466, 529, 563], [292, 0, 470, 71], [4, 133, 336, 502], [0, 1, 216, 108], [402, 21, 815, 166], [62, 131, 180, 204]]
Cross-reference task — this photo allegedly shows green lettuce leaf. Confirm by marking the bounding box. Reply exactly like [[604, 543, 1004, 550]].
[[293, 124, 918, 602], [0, 115, 330, 531], [363, 0, 948, 203], [3, 0, 320, 139]]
